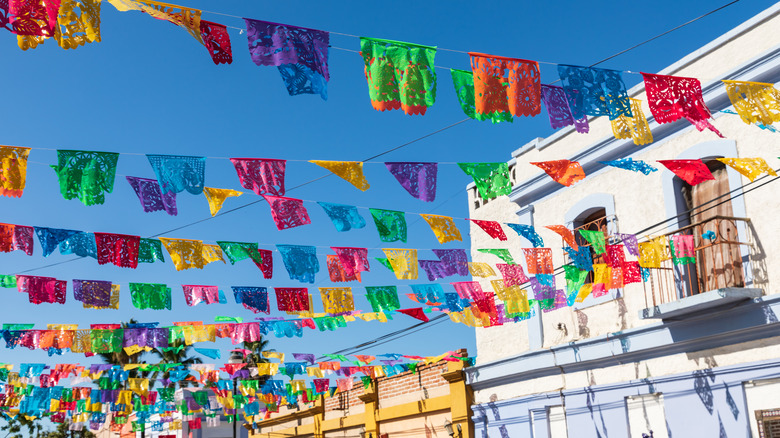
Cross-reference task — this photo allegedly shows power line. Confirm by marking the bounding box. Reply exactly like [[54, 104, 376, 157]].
[[323, 170, 780, 358], [196, 0, 742, 75], [12, 118, 471, 274]]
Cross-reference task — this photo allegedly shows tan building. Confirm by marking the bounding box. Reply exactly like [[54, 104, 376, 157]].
[[248, 349, 472, 438], [464, 3, 780, 437]]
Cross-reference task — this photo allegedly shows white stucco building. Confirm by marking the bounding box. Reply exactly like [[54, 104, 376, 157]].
[[465, 3, 780, 437]]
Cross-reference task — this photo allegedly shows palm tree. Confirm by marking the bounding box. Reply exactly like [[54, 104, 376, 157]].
[[96, 319, 149, 379], [148, 339, 203, 389], [1, 415, 43, 438], [243, 337, 272, 369]]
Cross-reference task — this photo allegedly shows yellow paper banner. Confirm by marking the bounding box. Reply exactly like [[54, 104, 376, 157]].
[[203, 187, 243, 216], [469, 262, 496, 278], [202, 244, 226, 266], [420, 214, 463, 244], [0, 146, 31, 198], [310, 160, 370, 191], [610, 98, 653, 146], [319, 287, 354, 315], [717, 157, 777, 182], [723, 80, 780, 126], [160, 237, 204, 271], [107, 0, 203, 43], [383, 248, 418, 280]]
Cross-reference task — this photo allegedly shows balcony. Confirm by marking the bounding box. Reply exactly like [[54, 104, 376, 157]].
[[639, 216, 762, 320]]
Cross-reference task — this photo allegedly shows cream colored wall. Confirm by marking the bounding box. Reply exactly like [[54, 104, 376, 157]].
[[324, 427, 361, 438], [467, 2, 780, 388], [379, 411, 451, 438], [324, 403, 364, 420], [377, 384, 449, 410], [469, 184, 533, 365], [743, 377, 780, 438], [474, 333, 780, 404]]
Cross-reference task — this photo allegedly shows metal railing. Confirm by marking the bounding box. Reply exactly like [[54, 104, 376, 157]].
[[642, 216, 753, 308]]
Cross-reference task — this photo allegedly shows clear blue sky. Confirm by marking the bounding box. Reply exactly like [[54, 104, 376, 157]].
[[0, 0, 775, 368]]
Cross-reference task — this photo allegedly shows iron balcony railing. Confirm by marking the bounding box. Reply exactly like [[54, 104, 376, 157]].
[[642, 216, 753, 308]]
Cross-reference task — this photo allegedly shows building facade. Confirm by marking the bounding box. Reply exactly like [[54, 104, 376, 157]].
[[465, 4, 780, 438], [247, 349, 473, 438]]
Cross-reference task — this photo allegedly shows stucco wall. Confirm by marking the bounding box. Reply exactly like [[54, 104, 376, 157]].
[[468, 2, 780, 369]]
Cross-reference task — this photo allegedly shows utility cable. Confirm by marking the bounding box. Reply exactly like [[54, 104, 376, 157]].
[[320, 169, 780, 357]]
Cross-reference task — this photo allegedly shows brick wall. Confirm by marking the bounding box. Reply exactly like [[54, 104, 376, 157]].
[[324, 348, 467, 413]]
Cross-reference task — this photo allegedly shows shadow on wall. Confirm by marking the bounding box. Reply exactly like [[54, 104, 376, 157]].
[[746, 221, 769, 293], [576, 310, 591, 338]]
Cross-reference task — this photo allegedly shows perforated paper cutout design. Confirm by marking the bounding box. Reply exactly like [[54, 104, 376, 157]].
[[310, 161, 370, 191], [126, 176, 177, 215], [641, 72, 722, 137], [545, 225, 578, 250], [609, 98, 653, 145], [458, 162, 511, 200], [94, 232, 139, 269], [361, 37, 437, 115], [0, 146, 31, 198], [203, 187, 242, 216], [599, 157, 657, 175], [523, 248, 553, 275], [230, 158, 286, 196], [420, 214, 462, 244], [147, 154, 206, 196], [557, 65, 631, 119], [369, 208, 407, 243], [199, 20, 231, 65], [277, 245, 319, 284], [506, 224, 544, 248], [382, 248, 417, 280], [450, 68, 513, 123], [531, 160, 586, 186], [468, 262, 496, 278], [477, 248, 515, 265], [317, 202, 365, 232], [657, 160, 715, 186], [717, 158, 777, 182], [263, 195, 311, 230], [327, 255, 360, 283], [384, 162, 437, 201], [469, 219, 507, 241], [469, 52, 541, 118], [496, 263, 529, 287], [159, 238, 204, 271], [722, 80, 780, 126], [52, 150, 118, 206], [319, 287, 354, 316], [275, 287, 309, 312]]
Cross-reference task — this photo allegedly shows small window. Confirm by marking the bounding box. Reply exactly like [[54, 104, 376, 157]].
[[571, 208, 608, 284], [547, 405, 568, 438], [625, 393, 669, 438], [745, 379, 780, 437]]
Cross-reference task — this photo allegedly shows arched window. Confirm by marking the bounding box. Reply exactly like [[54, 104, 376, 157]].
[[572, 208, 608, 283]]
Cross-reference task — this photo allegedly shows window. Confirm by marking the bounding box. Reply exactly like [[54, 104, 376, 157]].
[[744, 379, 780, 438], [547, 405, 569, 438], [625, 393, 669, 438], [572, 208, 608, 284]]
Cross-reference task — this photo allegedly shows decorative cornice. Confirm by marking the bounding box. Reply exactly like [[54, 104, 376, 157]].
[[465, 293, 780, 392], [507, 44, 780, 208]]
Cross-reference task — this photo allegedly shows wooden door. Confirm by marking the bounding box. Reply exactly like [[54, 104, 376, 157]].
[[690, 161, 743, 291]]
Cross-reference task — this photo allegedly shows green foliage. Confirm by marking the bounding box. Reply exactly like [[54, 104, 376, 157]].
[[41, 421, 95, 438]]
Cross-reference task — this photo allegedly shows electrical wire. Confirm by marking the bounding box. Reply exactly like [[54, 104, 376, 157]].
[[319, 170, 780, 358], [12, 118, 471, 274], [193, 0, 742, 75]]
